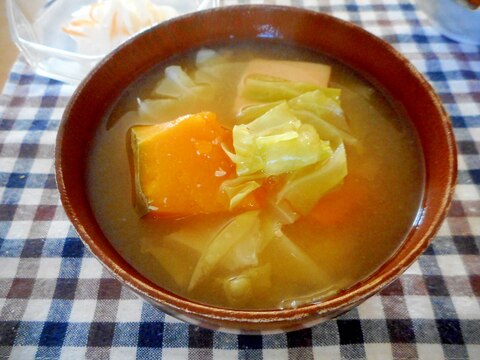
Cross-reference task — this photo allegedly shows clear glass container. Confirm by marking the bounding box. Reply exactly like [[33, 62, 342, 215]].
[[416, 0, 480, 45], [6, 0, 208, 83]]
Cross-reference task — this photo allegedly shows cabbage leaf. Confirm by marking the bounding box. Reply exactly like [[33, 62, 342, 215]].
[[236, 101, 283, 124], [138, 65, 214, 122], [238, 76, 358, 150], [293, 109, 358, 148], [277, 143, 348, 215], [188, 210, 261, 291], [223, 264, 271, 306], [288, 89, 350, 131], [243, 74, 320, 102], [153, 65, 210, 99], [196, 48, 231, 67], [221, 174, 264, 210], [231, 103, 332, 177]]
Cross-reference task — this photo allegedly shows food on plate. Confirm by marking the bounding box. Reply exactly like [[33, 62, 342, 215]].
[[62, 0, 177, 55], [87, 44, 424, 309]]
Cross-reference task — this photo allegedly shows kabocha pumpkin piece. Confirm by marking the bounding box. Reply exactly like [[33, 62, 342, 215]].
[[130, 112, 258, 217]]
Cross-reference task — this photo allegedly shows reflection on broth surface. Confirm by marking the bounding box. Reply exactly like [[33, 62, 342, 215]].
[[87, 43, 424, 310]]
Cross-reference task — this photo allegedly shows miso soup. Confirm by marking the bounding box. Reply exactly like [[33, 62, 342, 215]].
[[87, 44, 424, 310]]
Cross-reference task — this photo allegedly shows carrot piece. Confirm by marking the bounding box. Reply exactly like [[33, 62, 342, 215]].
[[307, 177, 366, 226], [131, 112, 258, 217]]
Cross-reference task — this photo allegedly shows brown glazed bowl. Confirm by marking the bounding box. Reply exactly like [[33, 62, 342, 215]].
[[56, 5, 457, 333]]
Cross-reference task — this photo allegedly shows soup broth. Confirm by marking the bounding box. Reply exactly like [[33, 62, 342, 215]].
[[87, 43, 424, 310]]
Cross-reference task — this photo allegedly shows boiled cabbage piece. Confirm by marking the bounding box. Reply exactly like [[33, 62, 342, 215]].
[[288, 89, 349, 131], [196, 48, 232, 66], [140, 215, 232, 290], [236, 101, 283, 124], [277, 143, 348, 215], [137, 65, 214, 122], [153, 65, 210, 99], [137, 50, 248, 124], [236, 76, 358, 149], [234, 59, 331, 112], [142, 208, 328, 308], [223, 264, 271, 307], [227, 82, 352, 215], [220, 174, 264, 210], [228, 102, 333, 177], [242, 74, 320, 102], [188, 210, 262, 291]]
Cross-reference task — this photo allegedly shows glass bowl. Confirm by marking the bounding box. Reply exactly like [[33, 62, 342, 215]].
[[6, 0, 209, 83], [416, 0, 480, 45]]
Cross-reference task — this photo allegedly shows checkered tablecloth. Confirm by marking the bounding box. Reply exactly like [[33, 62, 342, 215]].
[[1, 0, 479, 359]]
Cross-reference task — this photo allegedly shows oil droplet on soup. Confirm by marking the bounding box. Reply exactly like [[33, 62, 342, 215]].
[[87, 44, 424, 310]]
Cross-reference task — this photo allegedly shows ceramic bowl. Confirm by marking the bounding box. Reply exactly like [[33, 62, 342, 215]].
[[56, 5, 457, 333]]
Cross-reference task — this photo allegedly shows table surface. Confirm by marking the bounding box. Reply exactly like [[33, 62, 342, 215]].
[[1, 0, 479, 359], [0, 0, 19, 87]]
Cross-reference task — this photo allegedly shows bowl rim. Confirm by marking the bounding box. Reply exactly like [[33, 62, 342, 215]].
[[56, 4, 457, 325]]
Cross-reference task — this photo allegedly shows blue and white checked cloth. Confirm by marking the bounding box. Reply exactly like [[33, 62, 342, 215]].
[[0, 0, 479, 359]]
